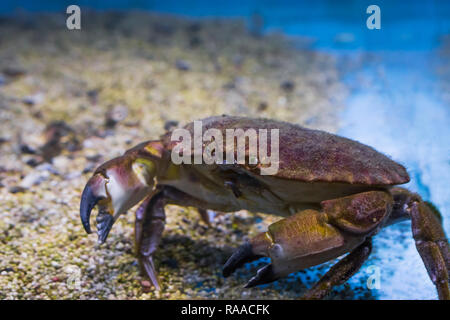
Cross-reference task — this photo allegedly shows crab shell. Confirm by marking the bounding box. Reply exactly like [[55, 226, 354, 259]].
[[161, 115, 409, 183], [157, 116, 410, 216]]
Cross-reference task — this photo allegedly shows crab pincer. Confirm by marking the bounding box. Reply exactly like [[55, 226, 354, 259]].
[[224, 207, 360, 289]]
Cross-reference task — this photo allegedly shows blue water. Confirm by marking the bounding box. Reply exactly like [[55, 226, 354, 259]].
[[2, 0, 449, 299], [338, 50, 450, 299], [3, 0, 450, 51]]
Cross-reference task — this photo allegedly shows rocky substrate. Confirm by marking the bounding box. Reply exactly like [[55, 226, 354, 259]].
[[0, 11, 354, 299]]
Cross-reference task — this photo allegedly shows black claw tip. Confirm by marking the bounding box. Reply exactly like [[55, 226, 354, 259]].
[[244, 264, 275, 288], [223, 242, 259, 277], [80, 184, 100, 234]]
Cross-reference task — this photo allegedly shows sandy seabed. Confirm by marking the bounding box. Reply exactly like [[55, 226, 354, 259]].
[[0, 11, 365, 299]]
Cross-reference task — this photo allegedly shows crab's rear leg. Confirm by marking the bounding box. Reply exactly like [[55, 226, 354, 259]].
[[309, 190, 450, 300], [396, 189, 450, 300], [302, 238, 372, 299]]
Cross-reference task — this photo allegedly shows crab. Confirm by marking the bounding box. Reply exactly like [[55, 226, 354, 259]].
[[80, 115, 449, 299]]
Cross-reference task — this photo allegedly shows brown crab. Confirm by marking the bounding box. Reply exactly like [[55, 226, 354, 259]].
[[80, 115, 449, 299]]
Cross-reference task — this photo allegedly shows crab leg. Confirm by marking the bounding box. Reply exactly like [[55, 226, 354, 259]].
[[408, 197, 449, 299], [302, 238, 372, 299], [135, 191, 167, 291], [387, 187, 450, 300], [197, 208, 212, 226], [134, 186, 217, 290]]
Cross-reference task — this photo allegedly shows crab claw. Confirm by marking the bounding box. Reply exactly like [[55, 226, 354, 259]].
[[223, 232, 277, 287], [80, 154, 156, 244], [224, 209, 354, 288], [224, 232, 278, 286], [223, 240, 276, 288], [223, 242, 262, 277], [80, 174, 108, 235], [244, 264, 276, 288]]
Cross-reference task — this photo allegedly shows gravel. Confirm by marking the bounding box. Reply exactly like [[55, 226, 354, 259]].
[[0, 11, 352, 300]]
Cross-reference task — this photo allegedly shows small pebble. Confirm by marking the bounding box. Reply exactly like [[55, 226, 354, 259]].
[[280, 80, 295, 92], [22, 93, 44, 106], [175, 59, 191, 71], [20, 144, 37, 155], [140, 280, 152, 293], [162, 258, 179, 269], [2, 66, 26, 77], [8, 186, 27, 194], [105, 104, 128, 128], [164, 120, 179, 131], [20, 171, 50, 188], [87, 89, 100, 104], [258, 101, 268, 111]]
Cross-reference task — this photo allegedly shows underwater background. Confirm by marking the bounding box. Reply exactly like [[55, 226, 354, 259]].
[[0, 0, 449, 299]]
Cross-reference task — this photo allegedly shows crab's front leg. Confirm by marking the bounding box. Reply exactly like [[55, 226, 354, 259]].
[[133, 186, 212, 290], [79, 141, 215, 291], [80, 141, 168, 288]]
